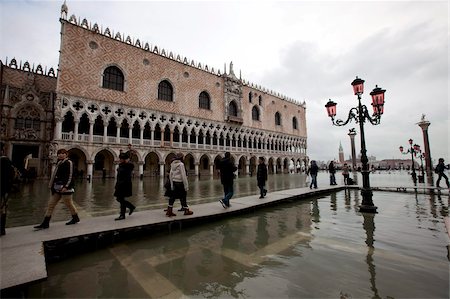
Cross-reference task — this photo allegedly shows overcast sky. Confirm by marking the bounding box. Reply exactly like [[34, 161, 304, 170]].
[[1, 0, 448, 163]]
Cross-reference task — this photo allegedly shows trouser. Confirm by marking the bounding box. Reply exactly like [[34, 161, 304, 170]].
[[115, 196, 135, 216], [168, 182, 188, 208], [343, 174, 349, 185], [222, 183, 234, 205], [436, 173, 450, 188], [45, 192, 78, 217], [1, 193, 8, 235], [258, 182, 266, 197], [330, 173, 336, 185], [310, 174, 317, 188]]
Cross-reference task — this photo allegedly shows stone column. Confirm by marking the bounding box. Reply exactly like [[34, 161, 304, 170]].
[[116, 125, 120, 144], [88, 121, 94, 143], [74, 120, 79, 141], [138, 161, 144, 178], [103, 125, 108, 143], [140, 127, 144, 145], [170, 129, 174, 147], [348, 129, 357, 170], [159, 162, 165, 177], [194, 162, 199, 176], [128, 127, 133, 145], [195, 132, 199, 149], [417, 118, 432, 175], [245, 162, 250, 176], [209, 163, 214, 176], [86, 160, 94, 182], [150, 129, 155, 146], [54, 117, 63, 140]]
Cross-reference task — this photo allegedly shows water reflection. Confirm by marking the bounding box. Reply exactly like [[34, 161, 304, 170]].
[[27, 190, 448, 298]]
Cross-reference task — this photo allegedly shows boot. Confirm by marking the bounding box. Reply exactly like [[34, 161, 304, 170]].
[[166, 206, 176, 217], [115, 214, 125, 221], [66, 214, 80, 225], [34, 216, 51, 230], [183, 208, 193, 216], [0, 213, 6, 235]]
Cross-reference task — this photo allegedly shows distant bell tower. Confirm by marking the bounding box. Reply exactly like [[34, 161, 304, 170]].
[[339, 141, 344, 163]]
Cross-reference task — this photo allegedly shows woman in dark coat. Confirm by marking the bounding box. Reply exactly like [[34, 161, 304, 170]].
[[256, 157, 268, 198], [114, 152, 136, 220]]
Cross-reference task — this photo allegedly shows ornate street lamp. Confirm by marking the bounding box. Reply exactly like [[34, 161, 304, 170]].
[[325, 77, 386, 213], [399, 141, 424, 184]]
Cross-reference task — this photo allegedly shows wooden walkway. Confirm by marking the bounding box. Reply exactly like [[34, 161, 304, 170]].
[[370, 185, 449, 195], [0, 185, 347, 290], [1, 184, 447, 290]]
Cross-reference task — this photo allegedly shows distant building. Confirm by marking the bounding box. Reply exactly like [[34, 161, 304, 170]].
[[338, 142, 344, 163]]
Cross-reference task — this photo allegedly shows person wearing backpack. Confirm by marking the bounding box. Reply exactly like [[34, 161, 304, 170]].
[[435, 158, 450, 189]]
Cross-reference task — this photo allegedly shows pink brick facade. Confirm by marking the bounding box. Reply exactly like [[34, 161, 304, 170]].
[[54, 14, 308, 179]]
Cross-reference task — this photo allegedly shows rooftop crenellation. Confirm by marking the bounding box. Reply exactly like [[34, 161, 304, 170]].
[[1, 57, 57, 77]]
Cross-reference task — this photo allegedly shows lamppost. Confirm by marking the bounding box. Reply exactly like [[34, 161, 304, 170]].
[[325, 77, 386, 213], [399, 140, 423, 184]]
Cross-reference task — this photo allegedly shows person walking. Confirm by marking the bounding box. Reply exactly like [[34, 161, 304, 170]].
[[435, 158, 450, 189], [113, 152, 136, 220], [257, 157, 268, 198], [34, 148, 79, 229], [328, 161, 337, 185], [166, 153, 193, 216], [0, 143, 14, 235], [218, 152, 238, 208], [309, 160, 319, 189], [342, 163, 350, 185]]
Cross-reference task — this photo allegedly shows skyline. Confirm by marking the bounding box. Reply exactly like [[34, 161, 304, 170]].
[[1, 0, 448, 162]]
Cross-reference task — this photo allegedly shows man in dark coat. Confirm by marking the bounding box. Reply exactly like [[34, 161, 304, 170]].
[[0, 144, 14, 235], [257, 157, 268, 199], [218, 152, 237, 208], [435, 158, 450, 189], [114, 152, 136, 220], [328, 161, 337, 185]]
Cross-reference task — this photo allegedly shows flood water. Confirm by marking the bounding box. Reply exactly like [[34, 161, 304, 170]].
[[6, 170, 438, 227], [26, 189, 449, 298]]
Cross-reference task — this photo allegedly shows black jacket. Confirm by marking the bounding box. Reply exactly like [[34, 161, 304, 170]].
[[52, 159, 75, 189], [219, 157, 237, 185], [257, 163, 268, 184], [114, 162, 134, 197]]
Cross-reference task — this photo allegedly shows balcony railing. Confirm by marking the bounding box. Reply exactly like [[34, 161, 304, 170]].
[[59, 132, 301, 155]]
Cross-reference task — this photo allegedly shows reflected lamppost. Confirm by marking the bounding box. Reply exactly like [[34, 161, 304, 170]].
[[325, 77, 386, 213], [399, 139, 421, 184]]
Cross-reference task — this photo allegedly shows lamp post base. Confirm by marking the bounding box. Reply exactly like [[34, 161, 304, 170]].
[[359, 205, 378, 213]]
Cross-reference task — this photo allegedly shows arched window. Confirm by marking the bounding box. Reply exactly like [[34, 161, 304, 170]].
[[228, 101, 238, 117], [249, 92, 253, 103], [158, 80, 173, 102], [252, 106, 260, 121], [15, 106, 41, 131], [275, 112, 282, 126], [199, 91, 211, 110], [102, 66, 124, 91], [293, 117, 298, 129]]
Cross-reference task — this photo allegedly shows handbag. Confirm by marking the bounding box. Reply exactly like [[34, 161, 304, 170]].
[[53, 181, 64, 192]]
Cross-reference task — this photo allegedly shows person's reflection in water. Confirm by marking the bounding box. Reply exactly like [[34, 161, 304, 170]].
[[254, 214, 269, 248], [311, 199, 320, 228], [330, 192, 337, 212], [344, 189, 351, 212], [362, 213, 379, 298]]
